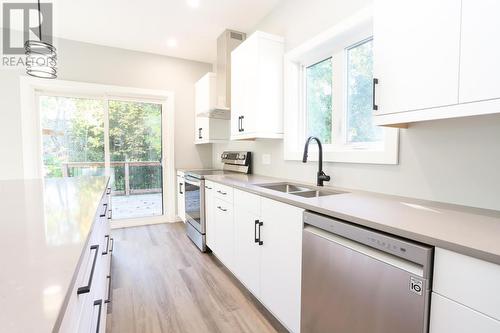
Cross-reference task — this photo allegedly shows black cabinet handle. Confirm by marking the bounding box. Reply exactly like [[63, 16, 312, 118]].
[[238, 116, 242, 132], [77, 245, 99, 295], [217, 190, 227, 195], [106, 187, 111, 195], [93, 299, 103, 333], [258, 221, 263, 245], [107, 208, 112, 220], [102, 235, 110, 255], [254, 220, 259, 243], [198, 127, 203, 139], [99, 203, 108, 217], [217, 206, 227, 212], [110, 237, 114, 253], [240, 115, 245, 132], [373, 78, 379, 111], [105, 275, 112, 304], [179, 183, 183, 194], [205, 185, 213, 189]]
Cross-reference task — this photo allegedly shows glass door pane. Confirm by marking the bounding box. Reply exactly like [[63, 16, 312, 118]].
[[40, 96, 105, 178], [108, 100, 163, 219]]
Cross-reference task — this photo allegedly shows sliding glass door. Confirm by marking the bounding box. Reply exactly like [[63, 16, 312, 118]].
[[40, 94, 164, 221]]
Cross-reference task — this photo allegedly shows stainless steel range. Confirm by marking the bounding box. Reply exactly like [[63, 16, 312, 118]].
[[184, 151, 251, 251]]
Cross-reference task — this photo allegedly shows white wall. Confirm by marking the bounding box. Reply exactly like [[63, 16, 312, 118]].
[[213, 0, 500, 211], [0, 34, 213, 180]]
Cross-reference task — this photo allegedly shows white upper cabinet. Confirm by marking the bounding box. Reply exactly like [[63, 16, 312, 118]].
[[373, 0, 461, 116], [195, 72, 216, 116], [231, 31, 284, 140], [459, 0, 500, 103], [373, 0, 500, 126], [194, 73, 229, 144]]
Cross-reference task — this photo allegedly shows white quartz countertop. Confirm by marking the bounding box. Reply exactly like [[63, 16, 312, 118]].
[[0, 176, 108, 333], [204, 174, 500, 265]]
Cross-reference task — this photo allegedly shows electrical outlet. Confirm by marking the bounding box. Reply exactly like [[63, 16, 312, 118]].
[[262, 154, 271, 165]]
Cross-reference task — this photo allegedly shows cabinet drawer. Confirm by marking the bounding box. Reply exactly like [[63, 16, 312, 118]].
[[214, 182, 233, 203], [430, 293, 500, 333], [433, 248, 500, 320], [234, 188, 260, 215]]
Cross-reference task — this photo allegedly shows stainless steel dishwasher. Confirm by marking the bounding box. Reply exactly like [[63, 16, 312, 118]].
[[301, 211, 433, 333]]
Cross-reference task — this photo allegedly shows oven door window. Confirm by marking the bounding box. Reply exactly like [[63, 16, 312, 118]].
[[185, 180, 201, 229]]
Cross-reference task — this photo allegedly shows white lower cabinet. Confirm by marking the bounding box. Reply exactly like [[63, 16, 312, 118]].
[[176, 171, 185, 222], [234, 202, 261, 296], [59, 186, 113, 333], [429, 248, 500, 332], [214, 197, 234, 271], [430, 293, 500, 333], [205, 181, 215, 250], [259, 197, 303, 333], [211, 187, 303, 333]]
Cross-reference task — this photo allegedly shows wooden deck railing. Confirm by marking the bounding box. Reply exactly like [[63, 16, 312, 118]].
[[61, 161, 161, 195]]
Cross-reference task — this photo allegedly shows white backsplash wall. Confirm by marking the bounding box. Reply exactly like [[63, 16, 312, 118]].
[[213, 0, 500, 211]]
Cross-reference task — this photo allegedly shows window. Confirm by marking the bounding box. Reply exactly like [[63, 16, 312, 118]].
[[346, 39, 382, 144], [284, 10, 398, 164], [306, 58, 333, 144]]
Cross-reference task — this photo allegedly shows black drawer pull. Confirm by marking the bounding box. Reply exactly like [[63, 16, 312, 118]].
[[93, 299, 103, 333], [254, 220, 259, 243], [77, 245, 99, 295], [99, 203, 108, 217], [373, 78, 379, 111], [110, 238, 114, 253], [217, 206, 227, 212], [217, 190, 227, 195], [258, 221, 263, 245], [179, 183, 183, 194], [198, 127, 203, 139], [105, 275, 112, 304], [205, 186, 213, 190], [106, 187, 111, 195], [102, 235, 110, 255]]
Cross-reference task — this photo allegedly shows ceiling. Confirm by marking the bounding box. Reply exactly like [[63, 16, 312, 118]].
[[50, 0, 281, 63]]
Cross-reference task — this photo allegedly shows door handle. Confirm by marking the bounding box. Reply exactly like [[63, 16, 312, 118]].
[[102, 235, 110, 255], [105, 275, 112, 304], [100, 203, 108, 217], [240, 115, 244, 132], [238, 116, 242, 132], [217, 190, 227, 195], [258, 221, 263, 245], [373, 78, 379, 111], [77, 245, 99, 294], [254, 220, 259, 243], [93, 299, 103, 332], [198, 127, 202, 139], [179, 183, 183, 194], [217, 206, 227, 212]]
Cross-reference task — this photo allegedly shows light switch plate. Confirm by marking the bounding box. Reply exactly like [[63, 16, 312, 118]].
[[262, 154, 271, 165]]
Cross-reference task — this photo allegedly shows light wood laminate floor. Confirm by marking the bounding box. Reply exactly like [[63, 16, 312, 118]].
[[107, 222, 285, 333]]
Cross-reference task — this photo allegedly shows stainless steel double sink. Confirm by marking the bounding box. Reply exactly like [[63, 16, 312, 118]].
[[256, 182, 345, 198]]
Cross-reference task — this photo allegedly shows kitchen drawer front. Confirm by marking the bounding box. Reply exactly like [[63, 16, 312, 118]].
[[233, 188, 260, 215], [433, 248, 500, 320], [430, 293, 500, 333], [214, 182, 233, 203]]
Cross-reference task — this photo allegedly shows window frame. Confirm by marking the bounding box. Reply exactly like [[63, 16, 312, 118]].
[[284, 7, 399, 164]]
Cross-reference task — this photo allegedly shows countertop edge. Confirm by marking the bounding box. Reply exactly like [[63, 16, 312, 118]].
[[205, 176, 500, 266]]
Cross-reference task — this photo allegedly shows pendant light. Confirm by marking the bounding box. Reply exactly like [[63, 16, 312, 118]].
[[24, 0, 57, 78]]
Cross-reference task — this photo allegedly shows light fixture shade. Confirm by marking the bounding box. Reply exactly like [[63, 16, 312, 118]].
[[25, 40, 57, 79]]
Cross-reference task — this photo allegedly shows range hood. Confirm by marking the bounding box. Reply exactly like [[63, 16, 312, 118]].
[[202, 29, 246, 119]]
